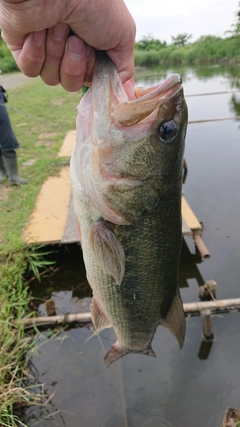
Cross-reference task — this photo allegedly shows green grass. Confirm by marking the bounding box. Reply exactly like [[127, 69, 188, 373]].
[[0, 78, 82, 425]]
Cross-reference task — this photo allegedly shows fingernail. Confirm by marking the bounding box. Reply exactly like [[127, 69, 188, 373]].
[[33, 30, 46, 47], [84, 76, 92, 86], [52, 23, 68, 41], [67, 36, 84, 58]]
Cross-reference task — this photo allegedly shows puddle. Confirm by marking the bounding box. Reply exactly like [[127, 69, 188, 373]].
[[28, 243, 92, 317]]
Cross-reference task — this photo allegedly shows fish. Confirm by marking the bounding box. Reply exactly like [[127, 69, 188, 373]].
[[70, 51, 188, 367]]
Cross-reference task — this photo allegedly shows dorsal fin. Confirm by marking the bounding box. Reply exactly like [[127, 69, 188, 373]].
[[161, 289, 186, 348]]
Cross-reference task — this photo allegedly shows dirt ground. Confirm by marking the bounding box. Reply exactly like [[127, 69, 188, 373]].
[[1, 72, 34, 90]]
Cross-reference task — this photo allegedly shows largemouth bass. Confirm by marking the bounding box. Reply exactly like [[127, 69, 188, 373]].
[[71, 52, 188, 367]]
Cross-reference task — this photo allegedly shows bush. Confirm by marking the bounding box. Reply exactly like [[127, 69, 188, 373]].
[[0, 37, 19, 73], [134, 35, 240, 66]]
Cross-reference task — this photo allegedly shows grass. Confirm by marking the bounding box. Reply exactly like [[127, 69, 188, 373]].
[[0, 78, 82, 425]]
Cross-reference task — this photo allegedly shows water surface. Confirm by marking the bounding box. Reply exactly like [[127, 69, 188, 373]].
[[24, 64, 240, 427]]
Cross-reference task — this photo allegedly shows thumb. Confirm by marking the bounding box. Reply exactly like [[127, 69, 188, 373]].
[[107, 47, 135, 84]]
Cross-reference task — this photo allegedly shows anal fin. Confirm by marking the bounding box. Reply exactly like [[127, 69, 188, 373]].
[[161, 289, 186, 348], [91, 297, 112, 331]]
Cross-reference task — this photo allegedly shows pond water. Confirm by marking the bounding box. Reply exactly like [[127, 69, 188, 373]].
[[23, 64, 240, 427]]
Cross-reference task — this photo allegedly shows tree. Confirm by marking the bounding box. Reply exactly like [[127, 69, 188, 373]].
[[225, 2, 240, 36], [171, 33, 192, 46], [135, 34, 167, 51], [231, 2, 240, 35]]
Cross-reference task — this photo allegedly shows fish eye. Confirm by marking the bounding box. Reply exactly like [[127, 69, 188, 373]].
[[159, 120, 177, 143]]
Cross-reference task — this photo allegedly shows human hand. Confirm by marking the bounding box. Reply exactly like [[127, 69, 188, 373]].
[[0, 0, 136, 91]]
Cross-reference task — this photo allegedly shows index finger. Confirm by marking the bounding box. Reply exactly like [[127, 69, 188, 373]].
[[11, 30, 46, 77]]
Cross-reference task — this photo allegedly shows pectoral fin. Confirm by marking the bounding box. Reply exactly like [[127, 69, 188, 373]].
[[89, 220, 125, 285], [161, 289, 186, 348], [91, 297, 112, 331]]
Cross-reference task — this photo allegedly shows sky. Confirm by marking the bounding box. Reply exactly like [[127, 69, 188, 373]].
[[125, 0, 238, 43]]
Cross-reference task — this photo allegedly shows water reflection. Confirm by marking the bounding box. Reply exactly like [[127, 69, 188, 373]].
[[135, 63, 240, 89], [230, 93, 240, 118], [179, 239, 205, 289], [198, 340, 213, 360]]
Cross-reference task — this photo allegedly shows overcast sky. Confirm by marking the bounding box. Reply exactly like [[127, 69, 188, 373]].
[[125, 0, 238, 43]]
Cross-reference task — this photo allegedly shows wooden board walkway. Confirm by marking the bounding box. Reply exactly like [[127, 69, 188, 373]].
[[22, 131, 203, 245]]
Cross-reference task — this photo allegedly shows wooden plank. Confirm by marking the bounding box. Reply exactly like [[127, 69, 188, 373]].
[[22, 167, 71, 244], [58, 130, 76, 157], [61, 194, 79, 244], [182, 217, 192, 236], [181, 195, 202, 231]]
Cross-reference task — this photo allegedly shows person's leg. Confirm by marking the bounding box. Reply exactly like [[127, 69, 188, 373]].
[[0, 149, 8, 182], [2, 150, 28, 185]]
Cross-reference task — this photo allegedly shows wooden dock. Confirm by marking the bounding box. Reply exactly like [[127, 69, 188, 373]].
[[22, 131, 204, 248]]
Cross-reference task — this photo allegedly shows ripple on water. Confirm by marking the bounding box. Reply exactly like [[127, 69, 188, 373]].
[[132, 411, 178, 427]]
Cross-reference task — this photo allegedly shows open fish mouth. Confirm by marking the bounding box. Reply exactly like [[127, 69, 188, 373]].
[[114, 74, 183, 127]]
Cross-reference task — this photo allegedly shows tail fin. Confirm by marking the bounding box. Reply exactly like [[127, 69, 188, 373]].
[[104, 342, 156, 367], [104, 342, 127, 367]]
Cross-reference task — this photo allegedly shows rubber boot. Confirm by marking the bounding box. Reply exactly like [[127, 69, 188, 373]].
[[2, 150, 28, 185], [0, 150, 8, 182]]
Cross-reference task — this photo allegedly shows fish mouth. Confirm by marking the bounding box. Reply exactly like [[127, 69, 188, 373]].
[[114, 74, 182, 127], [134, 73, 182, 101], [101, 75, 183, 187]]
